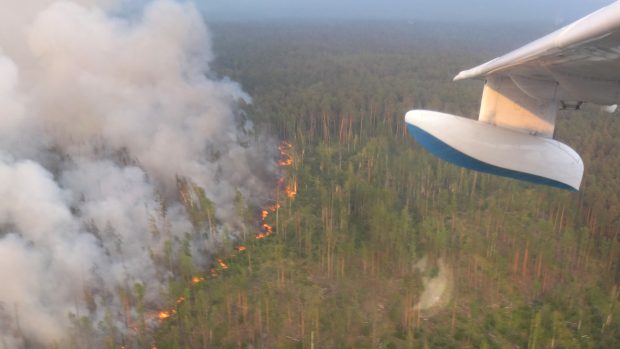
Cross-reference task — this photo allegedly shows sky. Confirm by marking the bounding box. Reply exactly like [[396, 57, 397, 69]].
[[200, 0, 615, 23]]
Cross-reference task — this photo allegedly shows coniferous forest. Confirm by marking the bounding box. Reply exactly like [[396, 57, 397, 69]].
[[147, 22, 620, 348]]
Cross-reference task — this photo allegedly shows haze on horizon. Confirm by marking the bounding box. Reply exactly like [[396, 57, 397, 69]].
[[202, 0, 615, 24]]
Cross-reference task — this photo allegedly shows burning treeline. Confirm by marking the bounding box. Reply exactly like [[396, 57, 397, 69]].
[[0, 1, 282, 348], [145, 141, 297, 347]]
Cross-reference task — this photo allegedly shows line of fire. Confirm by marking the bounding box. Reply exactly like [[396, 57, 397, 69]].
[[136, 141, 297, 349]]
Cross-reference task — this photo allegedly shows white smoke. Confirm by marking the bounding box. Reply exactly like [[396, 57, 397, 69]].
[[413, 257, 453, 314], [0, 0, 275, 347]]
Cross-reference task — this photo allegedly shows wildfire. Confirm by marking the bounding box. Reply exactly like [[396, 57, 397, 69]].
[[255, 143, 295, 239], [278, 158, 293, 167], [158, 310, 174, 320], [277, 142, 294, 167], [192, 276, 205, 285], [217, 259, 229, 269], [151, 141, 297, 343], [285, 178, 297, 199]]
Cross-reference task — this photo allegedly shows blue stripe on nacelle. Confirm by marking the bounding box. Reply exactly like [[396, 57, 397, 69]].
[[406, 123, 576, 191]]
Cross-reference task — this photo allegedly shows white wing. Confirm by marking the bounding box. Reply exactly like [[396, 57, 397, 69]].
[[455, 2, 620, 89], [404, 3, 620, 191]]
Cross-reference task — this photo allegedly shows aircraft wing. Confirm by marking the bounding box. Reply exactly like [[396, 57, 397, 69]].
[[455, 1, 620, 106], [405, 2, 620, 191]]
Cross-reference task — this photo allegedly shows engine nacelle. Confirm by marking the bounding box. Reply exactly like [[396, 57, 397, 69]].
[[405, 110, 583, 191]]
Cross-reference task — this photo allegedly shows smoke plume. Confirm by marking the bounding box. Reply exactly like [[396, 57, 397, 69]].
[[0, 0, 275, 347]]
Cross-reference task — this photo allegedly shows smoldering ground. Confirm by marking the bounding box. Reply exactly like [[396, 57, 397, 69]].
[[0, 0, 277, 347]]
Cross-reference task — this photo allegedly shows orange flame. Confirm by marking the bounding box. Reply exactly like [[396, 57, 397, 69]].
[[217, 259, 229, 269], [153, 141, 297, 341], [277, 142, 294, 167], [285, 178, 297, 199], [262, 223, 273, 234], [158, 310, 173, 320], [278, 158, 293, 167]]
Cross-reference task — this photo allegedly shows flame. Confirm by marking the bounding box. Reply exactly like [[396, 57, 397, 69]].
[[151, 141, 297, 346], [158, 310, 173, 320], [254, 142, 294, 239], [277, 142, 294, 167], [285, 178, 297, 199], [278, 158, 293, 167], [217, 259, 229, 269]]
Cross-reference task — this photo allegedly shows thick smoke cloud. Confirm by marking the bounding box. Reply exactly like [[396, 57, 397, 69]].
[[0, 0, 275, 347]]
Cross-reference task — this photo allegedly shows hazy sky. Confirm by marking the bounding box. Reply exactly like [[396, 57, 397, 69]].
[[201, 0, 615, 23]]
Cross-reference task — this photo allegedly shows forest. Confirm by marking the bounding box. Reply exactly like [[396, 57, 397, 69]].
[[80, 22, 620, 348]]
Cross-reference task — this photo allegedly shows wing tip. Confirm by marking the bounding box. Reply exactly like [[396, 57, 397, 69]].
[[454, 69, 477, 81], [453, 72, 467, 81]]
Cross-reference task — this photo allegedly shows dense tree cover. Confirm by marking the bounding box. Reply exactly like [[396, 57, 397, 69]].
[[145, 22, 620, 348]]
